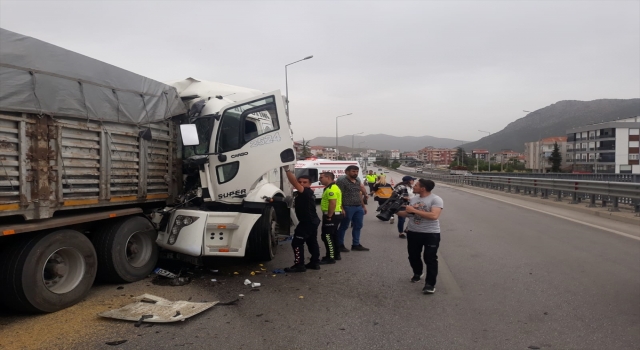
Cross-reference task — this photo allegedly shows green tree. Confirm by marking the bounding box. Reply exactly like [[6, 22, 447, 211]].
[[379, 158, 390, 167], [549, 142, 562, 172], [391, 160, 401, 169], [300, 139, 312, 158]]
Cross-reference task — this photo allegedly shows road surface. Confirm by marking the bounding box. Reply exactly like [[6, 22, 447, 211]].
[[1, 170, 638, 349]]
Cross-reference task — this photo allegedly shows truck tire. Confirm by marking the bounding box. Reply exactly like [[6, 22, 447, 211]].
[[246, 206, 278, 261], [91, 216, 159, 283], [0, 229, 97, 313]]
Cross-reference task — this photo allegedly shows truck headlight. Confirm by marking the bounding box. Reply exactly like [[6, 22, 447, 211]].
[[167, 215, 199, 245]]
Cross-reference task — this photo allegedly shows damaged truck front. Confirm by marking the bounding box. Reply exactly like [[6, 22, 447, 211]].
[[0, 28, 296, 313]]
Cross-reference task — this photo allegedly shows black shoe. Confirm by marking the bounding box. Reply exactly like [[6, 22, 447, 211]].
[[335, 255, 342, 261], [339, 245, 350, 253], [319, 258, 336, 265], [284, 265, 306, 273], [399, 233, 407, 239], [411, 274, 421, 283], [305, 262, 321, 270], [351, 244, 370, 251], [423, 285, 435, 294]]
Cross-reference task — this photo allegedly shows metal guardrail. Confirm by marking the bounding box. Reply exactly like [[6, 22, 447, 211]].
[[470, 172, 640, 183], [393, 168, 640, 215]]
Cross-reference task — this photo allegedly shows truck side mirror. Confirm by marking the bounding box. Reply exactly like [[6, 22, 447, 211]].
[[180, 124, 200, 146]]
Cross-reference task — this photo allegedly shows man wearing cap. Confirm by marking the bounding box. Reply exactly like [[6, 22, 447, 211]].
[[319, 171, 343, 264], [390, 176, 415, 238]]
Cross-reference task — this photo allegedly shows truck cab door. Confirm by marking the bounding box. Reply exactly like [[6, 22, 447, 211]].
[[208, 91, 295, 204]]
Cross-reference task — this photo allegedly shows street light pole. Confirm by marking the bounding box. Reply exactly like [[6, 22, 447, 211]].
[[284, 55, 313, 116], [352, 132, 364, 158], [335, 113, 353, 157], [478, 130, 492, 172]]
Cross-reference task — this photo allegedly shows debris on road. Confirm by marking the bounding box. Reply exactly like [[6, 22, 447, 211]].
[[210, 279, 217, 282], [154, 268, 178, 279], [99, 294, 218, 323], [216, 298, 240, 306], [134, 314, 154, 327], [251, 282, 261, 288], [105, 340, 128, 346], [244, 279, 252, 285], [116, 286, 124, 290], [233, 272, 239, 275], [168, 277, 191, 286], [298, 296, 304, 299], [239, 294, 245, 297], [250, 271, 256, 276]]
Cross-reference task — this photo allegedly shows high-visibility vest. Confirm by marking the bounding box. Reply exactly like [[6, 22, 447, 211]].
[[366, 174, 377, 183], [374, 186, 393, 198]]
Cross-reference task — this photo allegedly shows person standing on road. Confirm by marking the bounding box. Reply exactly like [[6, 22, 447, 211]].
[[319, 171, 343, 264], [397, 179, 443, 294], [390, 176, 415, 239], [282, 167, 321, 272], [366, 170, 378, 196], [336, 165, 370, 252], [372, 175, 393, 209]]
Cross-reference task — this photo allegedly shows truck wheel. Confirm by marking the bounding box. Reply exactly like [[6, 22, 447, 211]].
[[0, 230, 97, 313], [247, 206, 278, 261], [92, 216, 159, 283]]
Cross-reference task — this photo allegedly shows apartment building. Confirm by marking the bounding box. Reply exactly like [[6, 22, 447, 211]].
[[566, 116, 640, 174], [390, 150, 400, 159], [417, 147, 457, 166], [523, 137, 568, 173]]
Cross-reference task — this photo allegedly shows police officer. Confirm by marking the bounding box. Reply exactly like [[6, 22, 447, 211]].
[[319, 171, 343, 264], [282, 166, 321, 272], [366, 170, 378, 196]]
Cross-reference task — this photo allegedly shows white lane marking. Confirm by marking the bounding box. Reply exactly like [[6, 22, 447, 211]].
[[447, 184, 640, 242]]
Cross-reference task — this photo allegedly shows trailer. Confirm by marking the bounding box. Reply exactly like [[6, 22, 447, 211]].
[[0, 29, 296, 313]]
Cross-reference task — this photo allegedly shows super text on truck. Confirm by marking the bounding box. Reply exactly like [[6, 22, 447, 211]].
[[0, 29, 296, 313]]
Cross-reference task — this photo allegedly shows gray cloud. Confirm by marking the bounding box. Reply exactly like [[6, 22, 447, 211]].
[[1, 0, 638, 143]]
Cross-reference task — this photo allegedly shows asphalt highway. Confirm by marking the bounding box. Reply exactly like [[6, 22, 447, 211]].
[[1, 170, 638, 350]]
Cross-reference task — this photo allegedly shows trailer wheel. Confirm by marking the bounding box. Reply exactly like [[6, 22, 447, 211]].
[[92, 216, 158, 283], [247, 206, 278, 261], [0, 230, 97, 313]]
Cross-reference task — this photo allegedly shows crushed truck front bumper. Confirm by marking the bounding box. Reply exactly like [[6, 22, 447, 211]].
[[156, 209, 260, 257]]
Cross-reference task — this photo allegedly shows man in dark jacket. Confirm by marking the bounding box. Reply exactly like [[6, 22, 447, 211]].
[[282, 166, 321, 272]]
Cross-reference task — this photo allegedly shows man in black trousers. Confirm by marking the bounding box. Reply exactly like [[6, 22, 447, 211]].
[[283, 166, 321, 272]]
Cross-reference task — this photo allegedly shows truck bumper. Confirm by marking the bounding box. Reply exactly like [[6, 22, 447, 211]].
[[156, 209, 261, 257]]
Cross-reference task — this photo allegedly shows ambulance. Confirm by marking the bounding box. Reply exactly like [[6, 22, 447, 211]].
[[295, 158, 365, 198]]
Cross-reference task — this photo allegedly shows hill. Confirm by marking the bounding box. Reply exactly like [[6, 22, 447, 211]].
[[463, 99, 640, 152], [307, 134, 466, 152]]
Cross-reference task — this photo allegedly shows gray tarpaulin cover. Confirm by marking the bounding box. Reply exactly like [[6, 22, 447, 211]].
[[0, 28, 186, 124]]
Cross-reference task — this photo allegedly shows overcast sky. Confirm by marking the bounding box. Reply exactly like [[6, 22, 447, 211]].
[[1, 1, 638, 142]]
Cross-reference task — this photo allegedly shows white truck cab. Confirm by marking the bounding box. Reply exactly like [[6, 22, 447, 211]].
[[156, 79, 296, 261]]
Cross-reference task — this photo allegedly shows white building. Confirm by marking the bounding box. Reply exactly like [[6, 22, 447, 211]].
[[566, 116, 640, 174], [390, 150, 400, 159]]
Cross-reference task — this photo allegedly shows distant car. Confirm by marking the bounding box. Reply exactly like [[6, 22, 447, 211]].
[[415, 167, 423, 173], [377, 168, 383, 172], [384, 170, 389, 174]]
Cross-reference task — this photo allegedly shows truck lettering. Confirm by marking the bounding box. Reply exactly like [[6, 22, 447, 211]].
[[231, 152, 248, 158], [218, 189, 247, 199]]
